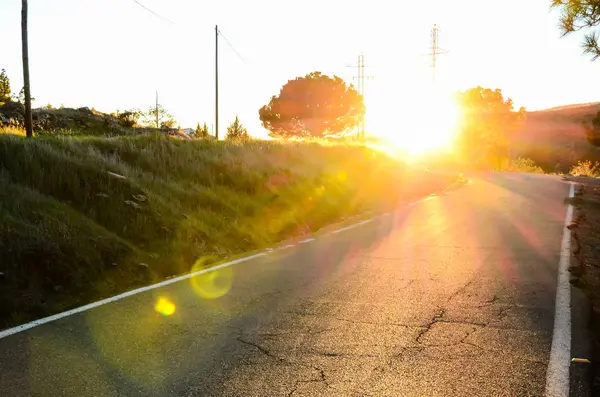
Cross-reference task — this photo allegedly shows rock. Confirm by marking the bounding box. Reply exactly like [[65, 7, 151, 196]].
[[111, 262, 118, 267], [53, 285, 63, 292], [107, 171, 127, 180], [0, 272, 5, 278], [132, 193, 147, 202], [96, 193, 110, 198], [139, 263, 149, 268], [77, 107, 93, 115], [567, 222, 579, 230], [124, 200, 141, 209]]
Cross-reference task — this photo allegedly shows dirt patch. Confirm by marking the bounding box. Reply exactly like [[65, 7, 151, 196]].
[[565, 175, 600, 393]]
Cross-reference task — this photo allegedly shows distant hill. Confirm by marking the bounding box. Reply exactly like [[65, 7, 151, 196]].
[[515, 102, 600, 171], [0, 102, 191, 139]]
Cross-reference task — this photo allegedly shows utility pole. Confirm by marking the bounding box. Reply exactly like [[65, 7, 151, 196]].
[[21, 0, 33, 138], [428, 24, 448, 84], [215, 25, 219, 140]]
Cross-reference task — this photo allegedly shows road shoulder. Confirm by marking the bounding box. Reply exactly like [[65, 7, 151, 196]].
[[565, 177, 600, 396]]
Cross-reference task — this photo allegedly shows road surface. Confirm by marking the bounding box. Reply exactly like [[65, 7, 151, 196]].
[[0, 173, 573, 396]]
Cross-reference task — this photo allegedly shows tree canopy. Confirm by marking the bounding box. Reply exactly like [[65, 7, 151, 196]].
[[226, 116, 250, 140], [552, 0, 600, 60], [0, 69, 11, 102], [455, 87, 526, 169], [259, 72, 365, 139]]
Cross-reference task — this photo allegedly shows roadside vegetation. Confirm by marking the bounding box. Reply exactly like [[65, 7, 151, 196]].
[[0, 133, 458, 327], [570, 160, 600, 178]]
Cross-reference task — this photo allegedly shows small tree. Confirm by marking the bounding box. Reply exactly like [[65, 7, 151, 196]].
[[226, 116, 250, 140], [144, 103, 174, 128], [0, 69, 11, 102], [194, 122, 210, 138], [13, 87, 35, 104]]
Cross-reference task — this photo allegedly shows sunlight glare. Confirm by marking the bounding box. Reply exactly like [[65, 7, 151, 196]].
[[368, 87, 461, 157]]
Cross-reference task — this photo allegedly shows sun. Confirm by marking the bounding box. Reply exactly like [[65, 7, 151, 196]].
[[366, 88, 461, 157]]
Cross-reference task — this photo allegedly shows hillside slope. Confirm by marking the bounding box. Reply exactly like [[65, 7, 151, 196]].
[[0, 135, 459, 328], [515, 102, 600, 170]]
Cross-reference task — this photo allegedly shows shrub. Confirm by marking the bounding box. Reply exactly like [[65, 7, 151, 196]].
[[571, 160, 600, 177], [507, 157, 544, 173]]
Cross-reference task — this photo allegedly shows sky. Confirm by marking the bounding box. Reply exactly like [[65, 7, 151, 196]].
[[1, 0, 599, 138]]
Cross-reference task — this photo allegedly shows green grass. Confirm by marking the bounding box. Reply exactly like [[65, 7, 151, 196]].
[[0, 134, 458, 327]]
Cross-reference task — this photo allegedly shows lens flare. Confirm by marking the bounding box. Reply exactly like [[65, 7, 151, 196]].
[[189, 260, 233, 300], [154, 297, 176, 316]]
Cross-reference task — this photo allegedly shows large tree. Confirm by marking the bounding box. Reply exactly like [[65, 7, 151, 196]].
[[455, 87, 525, 169], [259, 72, 365, 139], [551, 0, 600, 60], [0, 69, 11, 102]]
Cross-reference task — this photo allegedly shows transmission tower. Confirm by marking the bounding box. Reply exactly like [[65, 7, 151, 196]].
[[427, 24, 448, 83], [346, 53, 374, 140]]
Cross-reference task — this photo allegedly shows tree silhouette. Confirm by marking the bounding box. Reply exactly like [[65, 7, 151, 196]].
[[226, 116, 250, 140], [195, 122, 210, 138], [259, 72, 364, 138], [455, 87, 525, 169], [552, 0, 600, 60], [144, 103, 174, 129], [0, 69, 11, 102]]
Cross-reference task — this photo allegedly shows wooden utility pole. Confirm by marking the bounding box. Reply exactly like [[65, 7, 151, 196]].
[[215, 25, 219, 140], [21, 0, 33, 138]]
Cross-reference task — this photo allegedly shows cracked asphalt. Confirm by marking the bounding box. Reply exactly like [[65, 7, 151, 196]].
[[0, 173, 571, 396]]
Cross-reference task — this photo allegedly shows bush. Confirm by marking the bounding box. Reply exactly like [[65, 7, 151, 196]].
[[507, 157, 544, 173], [116, 109, 141, 128], [571, 160, 600, 177]]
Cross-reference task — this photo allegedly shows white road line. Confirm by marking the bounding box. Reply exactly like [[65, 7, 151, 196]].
[[298, 237, 315, 244], [330, 219, 374, 234], [0, 253, 267, 340], [278, 244, 296, 250], [545, 182, 574, 397]]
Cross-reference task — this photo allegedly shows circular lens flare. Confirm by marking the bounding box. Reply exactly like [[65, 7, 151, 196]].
[[189, 259, 233, 300]]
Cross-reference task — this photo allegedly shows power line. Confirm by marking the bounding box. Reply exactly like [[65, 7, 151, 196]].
[[217, 28, 251, 67], [131, 0, 177, 25]]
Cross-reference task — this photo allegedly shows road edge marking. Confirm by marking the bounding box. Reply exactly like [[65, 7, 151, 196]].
[[0, 253, 267, 340], [545, 182, 574, 397]]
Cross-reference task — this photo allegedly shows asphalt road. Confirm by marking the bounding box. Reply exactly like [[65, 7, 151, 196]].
[[0, 173, 572, 396]]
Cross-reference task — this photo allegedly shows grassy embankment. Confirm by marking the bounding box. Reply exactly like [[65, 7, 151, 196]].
[[0, 134, 460, 328]]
